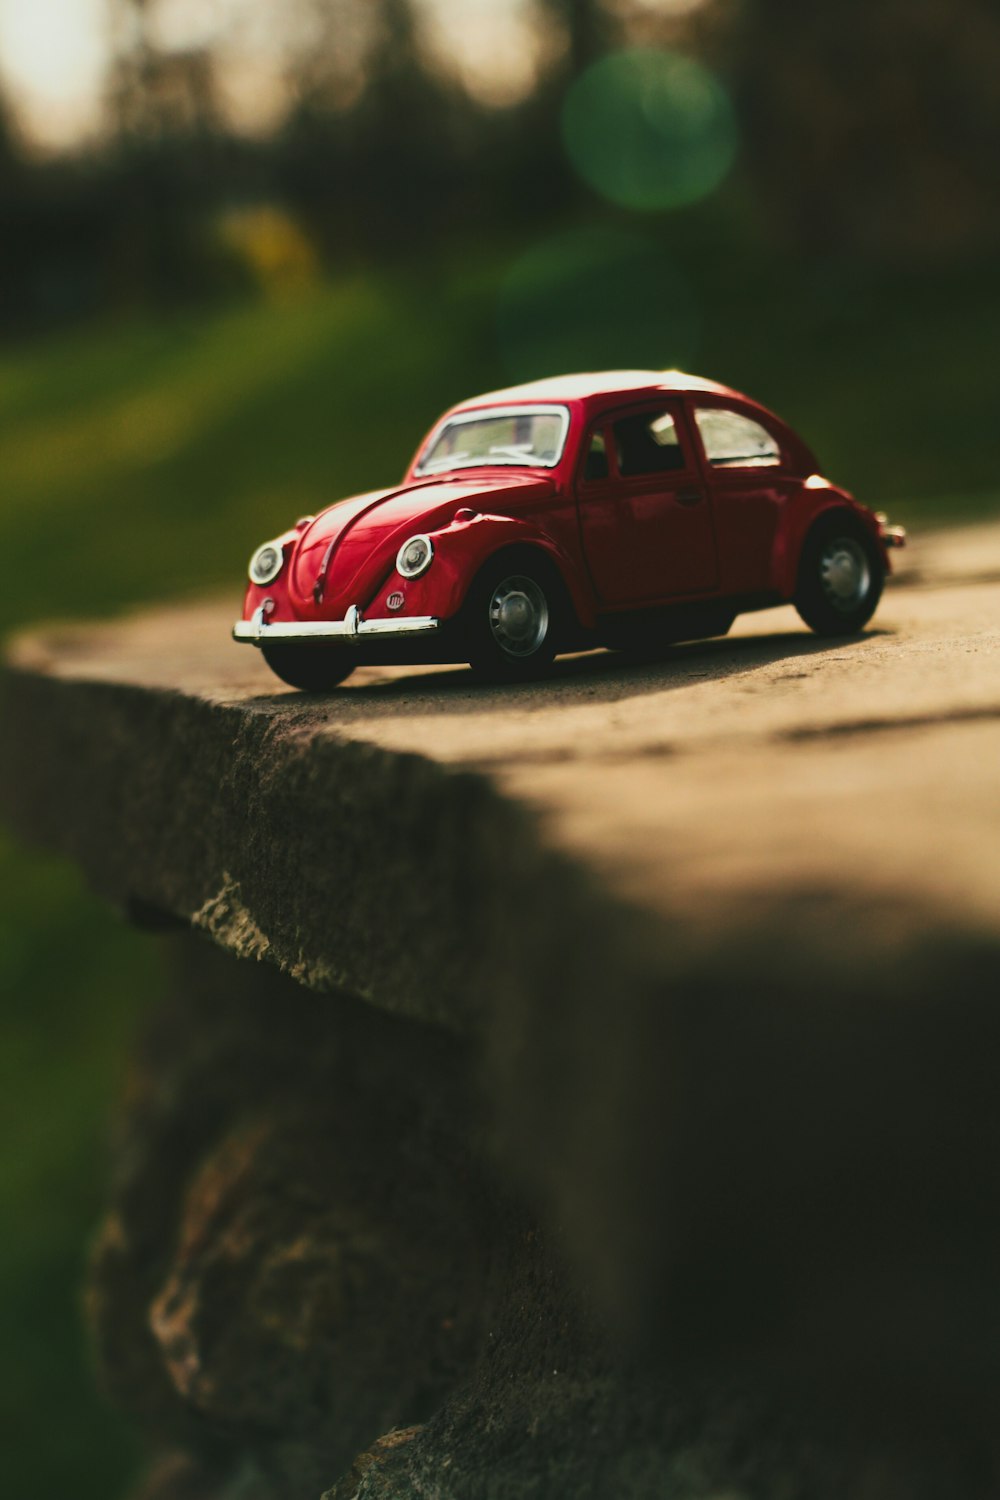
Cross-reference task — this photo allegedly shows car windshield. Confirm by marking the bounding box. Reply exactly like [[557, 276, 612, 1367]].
[[416, 405, 570, 475]]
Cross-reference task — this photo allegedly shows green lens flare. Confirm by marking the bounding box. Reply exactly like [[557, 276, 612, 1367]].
[[497, 229, 699, 382], [562, 49, 738, 211]]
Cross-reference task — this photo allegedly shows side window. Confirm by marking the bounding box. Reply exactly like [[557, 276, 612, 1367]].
[[612, 408, 686, 478], [694, 407, 781, 468], [583, 431, 609, 482]]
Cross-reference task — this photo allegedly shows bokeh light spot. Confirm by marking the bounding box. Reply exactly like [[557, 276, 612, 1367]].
[[561, 49, 738, 212], [497, 229, 699, 381]]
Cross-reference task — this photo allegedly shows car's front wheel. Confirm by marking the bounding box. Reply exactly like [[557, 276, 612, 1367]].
[[463, 554, 562, 680], [794, 518, 884, 636], [260, 643, 355, 691]]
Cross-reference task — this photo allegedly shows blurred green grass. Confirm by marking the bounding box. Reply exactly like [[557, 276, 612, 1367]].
[[0, 267, 500, 636], [0, 845, 152, 1497], [1, 254, 998, 1499]]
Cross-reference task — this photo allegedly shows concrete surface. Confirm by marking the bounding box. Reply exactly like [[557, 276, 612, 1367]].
[[3, 519, 1000, 1498], [6, 517, 998, 957]]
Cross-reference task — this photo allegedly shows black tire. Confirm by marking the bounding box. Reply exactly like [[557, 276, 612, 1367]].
[[463, 553, 563, 680], [260, 642, 355, 691], [794, 516, 884, 636]]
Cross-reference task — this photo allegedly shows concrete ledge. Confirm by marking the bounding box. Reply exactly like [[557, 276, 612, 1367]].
[[4, 520, 1000, 1496]]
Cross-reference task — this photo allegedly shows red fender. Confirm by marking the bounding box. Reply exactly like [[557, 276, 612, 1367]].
[[768, 483, 889, 600], [363, 511, 598, 629]]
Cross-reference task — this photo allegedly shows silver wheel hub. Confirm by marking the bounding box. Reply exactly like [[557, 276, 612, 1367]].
[[488, 575, 549, 657], [820, 537, 870, 610]]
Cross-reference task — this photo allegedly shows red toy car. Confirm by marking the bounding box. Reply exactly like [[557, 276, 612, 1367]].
[[234, 370, 905, 689]]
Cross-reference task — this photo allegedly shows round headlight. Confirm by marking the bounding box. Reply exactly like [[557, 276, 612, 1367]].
[[396, 534, 434, 579], [249, 541, 284, 586]]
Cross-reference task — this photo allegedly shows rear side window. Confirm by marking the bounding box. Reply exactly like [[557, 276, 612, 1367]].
[[694, 407, 781, 468]]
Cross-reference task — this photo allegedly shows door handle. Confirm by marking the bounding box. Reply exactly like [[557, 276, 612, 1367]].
[[676, 489, 702, 506]]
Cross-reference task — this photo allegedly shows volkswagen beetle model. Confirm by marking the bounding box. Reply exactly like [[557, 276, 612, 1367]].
[[234, 370, 905, 689]]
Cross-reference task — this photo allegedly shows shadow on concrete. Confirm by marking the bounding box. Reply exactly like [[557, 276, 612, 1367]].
[[245, 625, 893, 722]]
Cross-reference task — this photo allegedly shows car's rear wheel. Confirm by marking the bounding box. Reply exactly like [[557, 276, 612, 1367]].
[[794, 517, 884, 636], [260, 643, 355, 691], [463, 554, 562, 680]]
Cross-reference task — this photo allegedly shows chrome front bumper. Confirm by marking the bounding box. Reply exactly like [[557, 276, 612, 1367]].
[[233, 604, 441, 646]]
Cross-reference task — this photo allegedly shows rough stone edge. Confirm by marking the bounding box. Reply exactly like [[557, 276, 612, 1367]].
[[4, 650, 998, 1036], [7, 646, 1000, 1496]]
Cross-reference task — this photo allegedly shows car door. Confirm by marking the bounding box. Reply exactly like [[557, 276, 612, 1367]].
[[689, 399, 796, 596], [575, 401, 718, 607]]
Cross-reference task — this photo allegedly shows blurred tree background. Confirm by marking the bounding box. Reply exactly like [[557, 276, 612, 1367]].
[[1, 2, 998, 1496]]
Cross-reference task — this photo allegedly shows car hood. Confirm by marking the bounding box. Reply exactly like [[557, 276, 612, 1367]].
[[289, 471, 555, 614]]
